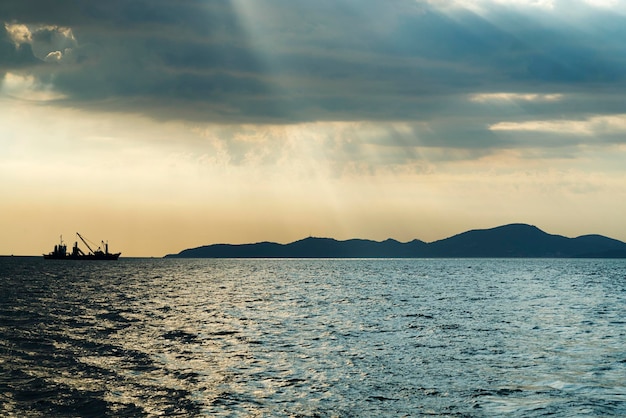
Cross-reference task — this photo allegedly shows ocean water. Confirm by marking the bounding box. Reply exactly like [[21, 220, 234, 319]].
[[0, 258, 625, 417]]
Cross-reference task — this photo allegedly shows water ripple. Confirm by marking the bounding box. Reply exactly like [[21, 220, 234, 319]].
[[1, 257, 625, 416]]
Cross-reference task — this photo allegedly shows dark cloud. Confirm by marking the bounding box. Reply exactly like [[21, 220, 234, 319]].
[[1, 0, 626, 131], [0, 26, 40, 69]]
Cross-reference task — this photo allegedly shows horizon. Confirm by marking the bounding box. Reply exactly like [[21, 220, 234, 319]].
[[2, 1, 626, 257]]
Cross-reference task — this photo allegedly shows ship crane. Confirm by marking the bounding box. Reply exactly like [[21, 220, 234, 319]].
[[77, 232, 97, 255]]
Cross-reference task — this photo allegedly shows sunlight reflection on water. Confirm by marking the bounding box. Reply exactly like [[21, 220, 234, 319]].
[[1, 258, 625, 416]]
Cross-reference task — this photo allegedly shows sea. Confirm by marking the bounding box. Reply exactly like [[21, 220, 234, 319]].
[[0, 257, 624, 417]]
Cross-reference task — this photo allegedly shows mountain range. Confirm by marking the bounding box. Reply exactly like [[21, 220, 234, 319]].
[[165, 224, 626, 258]]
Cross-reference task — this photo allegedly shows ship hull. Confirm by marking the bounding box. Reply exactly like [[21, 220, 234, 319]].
[[43, 253, 121, 260]]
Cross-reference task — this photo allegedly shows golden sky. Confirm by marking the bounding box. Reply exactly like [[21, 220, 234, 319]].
[[2, 0, 626, 256]]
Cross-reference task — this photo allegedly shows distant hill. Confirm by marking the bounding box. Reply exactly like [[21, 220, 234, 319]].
[[165, 223, 626, 258]]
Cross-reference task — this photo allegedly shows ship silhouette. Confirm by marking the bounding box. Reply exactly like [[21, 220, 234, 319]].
[[44, 233, 121, 260]]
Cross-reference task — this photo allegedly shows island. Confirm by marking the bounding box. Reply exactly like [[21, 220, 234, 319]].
[[165, 223, 626, 259]]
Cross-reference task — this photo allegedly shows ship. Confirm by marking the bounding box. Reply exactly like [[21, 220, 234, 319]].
[[44, 233, 121, 260]]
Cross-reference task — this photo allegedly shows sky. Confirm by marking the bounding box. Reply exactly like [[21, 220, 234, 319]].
[[2, 0, 626, 256]]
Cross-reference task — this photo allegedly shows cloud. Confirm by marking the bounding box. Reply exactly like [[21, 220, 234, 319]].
[[470, 93, 563, 103], [44, 50, 63, 62], [4, 22, 31, 46], [0, 24, 40, 69], [3, 22, 76, 61], [0, 0, 625, 161], [430, 0, 556, 12], [583, 0, 625, 8], [430, 0, 626, 12], [490, 114, 626, 137], [0, 71, 66, 100]]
